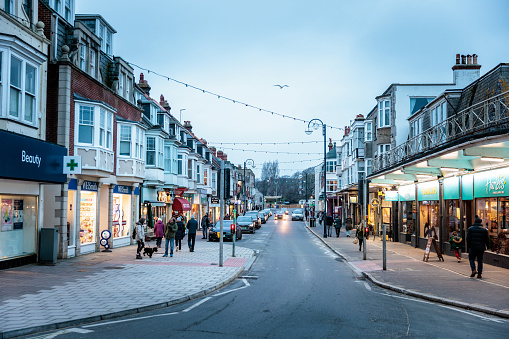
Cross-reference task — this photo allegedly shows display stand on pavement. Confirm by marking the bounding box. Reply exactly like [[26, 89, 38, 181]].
[[423, 238, 444, 262]]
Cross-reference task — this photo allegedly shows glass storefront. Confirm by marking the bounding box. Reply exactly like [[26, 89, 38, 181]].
[[446, 199, 461, 239], [80, 191, 97, 244], [476, 197, 509, 254], [0, 195, 37, 260], [67, 190, 76, 247], [420, 201, 439, 240], [402, 201, 415, 235], [113, 193, 131, 238]]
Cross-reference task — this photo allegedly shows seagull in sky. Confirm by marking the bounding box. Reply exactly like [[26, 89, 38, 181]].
[[274, 84, 289, 89]]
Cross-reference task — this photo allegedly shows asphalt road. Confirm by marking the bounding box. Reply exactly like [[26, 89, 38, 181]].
[[27, 213, 508, 338]]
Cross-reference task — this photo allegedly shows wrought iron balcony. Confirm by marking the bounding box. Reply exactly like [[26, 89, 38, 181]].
[[372, 90, 509, 173]]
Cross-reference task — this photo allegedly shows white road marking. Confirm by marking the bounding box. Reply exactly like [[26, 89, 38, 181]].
[[182, 297, 212, 312], [213, 279, 250, 296], [29, 328, 95, 339], [83, 312, 179, 328], [375, 292, 505, 323], [363, 282, 372, 291]]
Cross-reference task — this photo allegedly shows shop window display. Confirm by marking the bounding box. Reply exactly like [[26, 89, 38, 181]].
[[402, 201, 415, 235], [112, 194, 131, 238], [420, 201, 439, 240], [476, 198, 509, 254], [446, 200, 460, 239], [80, 192, 96, 244], [0, 195, 37, 260]]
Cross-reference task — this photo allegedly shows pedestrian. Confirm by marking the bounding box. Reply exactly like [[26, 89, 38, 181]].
[[345, 217, 353, 237], [175, 217, 186, 252], [305, 209, 309, 221], [162, 217, 178, 257], [449, 230, 463, 262], [355, 224, 364, 251], [467, 216, 490, 278], [326, 214, 334, 237], [334, 215, 342, 237], [186, 215, 199, 252], [135, 218, 145, 259], [201, 213, 210, 239], [153, 217, 164, 248]]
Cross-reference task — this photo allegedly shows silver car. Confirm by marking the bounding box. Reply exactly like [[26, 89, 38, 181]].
[[291, 209, 304, 221]]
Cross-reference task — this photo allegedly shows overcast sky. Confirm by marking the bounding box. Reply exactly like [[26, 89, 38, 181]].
[[76, 0, 509, 178]]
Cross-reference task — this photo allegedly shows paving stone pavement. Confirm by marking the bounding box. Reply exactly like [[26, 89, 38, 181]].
[[306, 221, 509, 318], [0, 241, 254, 337]]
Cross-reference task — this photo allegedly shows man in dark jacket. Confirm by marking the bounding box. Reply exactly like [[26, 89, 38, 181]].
[[467, 216, 490, 279], [201, 214, 210, 239], [186, 215, 199, 252]]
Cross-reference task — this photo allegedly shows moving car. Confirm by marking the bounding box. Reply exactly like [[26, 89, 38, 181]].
[[208, 220, 242, 241], [275, 210, 285, 220], [245, 211, 262, 228], [281, 208, 289, 215], [237, 216, 256, 233], [291, 209, 304, 221], [259, 211, 267, 224]]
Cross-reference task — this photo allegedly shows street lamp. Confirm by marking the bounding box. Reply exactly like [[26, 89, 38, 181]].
[[243, 159, 255, 213], [179, 108, 186, 123], [305, 119, 327, 238]]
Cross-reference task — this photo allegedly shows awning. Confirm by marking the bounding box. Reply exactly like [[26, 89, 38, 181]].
[[173, 197, 191, 211]]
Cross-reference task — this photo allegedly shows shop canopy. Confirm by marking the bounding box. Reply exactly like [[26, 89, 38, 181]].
[[173, 197, 191, 211]]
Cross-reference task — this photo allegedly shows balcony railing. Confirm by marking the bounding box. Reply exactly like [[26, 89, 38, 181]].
[[117, 158, 145, 179], [76, 146, 114, 174], [372, 91, 509, 173]]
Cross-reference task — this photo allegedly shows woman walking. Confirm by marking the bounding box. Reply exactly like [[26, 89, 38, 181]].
[[175, 217, 186, 252], [153, 217, 165, 248]]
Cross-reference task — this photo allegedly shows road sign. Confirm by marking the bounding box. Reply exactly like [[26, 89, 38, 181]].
[[371, 198, 381, 207], [63, 156, 82, 174]]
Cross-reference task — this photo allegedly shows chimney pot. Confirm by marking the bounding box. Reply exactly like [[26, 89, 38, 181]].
[[461, 55, 466, 64], [456, 54, 460, 64], [467, 54, 472, 65], [473, 54, 478, 64]]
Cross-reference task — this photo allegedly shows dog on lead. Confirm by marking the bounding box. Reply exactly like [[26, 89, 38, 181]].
[[143, 246, 158, 258]]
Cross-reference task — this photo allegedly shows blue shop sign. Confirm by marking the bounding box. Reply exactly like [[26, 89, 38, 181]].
[[82, 180, 98, 192], [69, 178, 78, 190], [113, 185, 132, 195], [134, 187, 140, 196], [0, 129, 67, 183]]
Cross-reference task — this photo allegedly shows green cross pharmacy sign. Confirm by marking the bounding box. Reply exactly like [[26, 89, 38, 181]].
[[63, 156, 82, 174]]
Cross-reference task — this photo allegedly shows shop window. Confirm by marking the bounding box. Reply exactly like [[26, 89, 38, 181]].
[[402, 201, 415, 234], [0, 196, 37, 260], [476, 198, 509, 254], [80, 191, 96, 244], [420, 201, 439, 240], [113, 193, 131, 238], [446, 200, 460, 240]]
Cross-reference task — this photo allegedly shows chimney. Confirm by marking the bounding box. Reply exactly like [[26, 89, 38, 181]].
[[328, 138, 333, 151], [138, 73, 151, 95], [222, 153, 227, 161], [344, 127, 348, 136], [210, 147, 217, 157], [201, 138, 207, 146], [160, 94, 171, 111], [452, 53, 481, 88], [355, 114, 364, 120], [217, 150, 223, 159], [183, 120, 192, 132]]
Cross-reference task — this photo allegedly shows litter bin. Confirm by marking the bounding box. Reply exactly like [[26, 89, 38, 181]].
[[39, 228, 58, 265], [310, 218, 316, 227]]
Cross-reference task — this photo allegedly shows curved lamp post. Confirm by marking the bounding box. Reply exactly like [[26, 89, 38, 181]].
[[305, 119, 327, 238], [244, 159, 255, 213]]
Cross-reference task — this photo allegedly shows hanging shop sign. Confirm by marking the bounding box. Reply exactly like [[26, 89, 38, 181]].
[[211, 197, 219, 204], [0, 129, 67, 183], [384, 191, 399, 202], [418, 181, 439, 201], [398, 184, 416, 202], [157, 190, 172, 203], [443, 177, 459, 200], [371, 198, 381, 207], [474, 168, 509, 198], [350, 196, 358, 204]]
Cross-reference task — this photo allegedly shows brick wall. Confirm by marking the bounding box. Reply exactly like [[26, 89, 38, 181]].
[[70, 66, 143, 174]]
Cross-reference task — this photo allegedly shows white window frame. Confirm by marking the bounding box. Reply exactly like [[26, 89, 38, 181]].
[[75, 102, 114, 149], [197, 164, 201, 183], [366, 159, 372, 176], [365, 121, 372, 141], [326, 179, 337, 192], [79, 43, 86, 71], [177, 154, 183, 175], [119, 125, 131, 156], [378, 144, 391, 154], [89, 49, 96, 77], [146, 136, 156, 166], [158, 138, 164, 168], [378, 100, 391, 127], [327, 160, 337, 173]]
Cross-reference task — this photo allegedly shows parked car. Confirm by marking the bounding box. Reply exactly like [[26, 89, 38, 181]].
[[291, 209, 304, 221], [208, 220, 242, 241], [237, 216, 256, 234], [275, 210, 285, 220], [259, 211, 267, 224], [262, 209, 272, 217], [245, 211, 262, 228]]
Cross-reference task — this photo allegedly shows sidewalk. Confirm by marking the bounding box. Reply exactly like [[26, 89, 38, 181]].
[[306, 222, 509, 318], [0, 240, 255, 338]]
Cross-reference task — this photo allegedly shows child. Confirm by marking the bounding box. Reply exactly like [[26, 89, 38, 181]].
[[449, 231, 463, 262]]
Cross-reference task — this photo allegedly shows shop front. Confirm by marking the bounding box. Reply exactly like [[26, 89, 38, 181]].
[[418, 181, 440, 248], [398, 184, 416, 246], [0, 130, 67, 268], [383, 190, 398, 241], [76, 180, 99, 255], [112, 185, 133, 248]]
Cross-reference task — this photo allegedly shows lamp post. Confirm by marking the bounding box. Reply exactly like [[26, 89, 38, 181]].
[[305, 119, 327, 238], [243, 159, 255, 214]]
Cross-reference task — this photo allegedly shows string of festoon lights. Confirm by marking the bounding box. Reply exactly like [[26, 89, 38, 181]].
[[127, 62, 343, 130], [254, 158, 322, 166], [218, 147, 321, 155], [210, 140, 337, 146]]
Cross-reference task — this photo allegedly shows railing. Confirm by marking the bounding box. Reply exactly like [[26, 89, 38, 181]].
[[372, 91, 509, 173]]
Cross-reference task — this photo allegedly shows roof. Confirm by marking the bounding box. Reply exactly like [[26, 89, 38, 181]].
[[73, 93, 116, 111]]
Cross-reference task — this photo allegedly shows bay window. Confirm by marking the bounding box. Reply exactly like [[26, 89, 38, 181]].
[[158, 139, 164, 167], [9, 56, 21, 118], [146, 137, 155, 166], [119, 125, 131, 156], [164, 145, 171, 172], [365, 121, 372, 141], [204, 168, 208, 185], [378, 100, 391, 127], [75, 102, 113, 149], [197, 164, 201, 183], [177, 155, 183, 175]]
